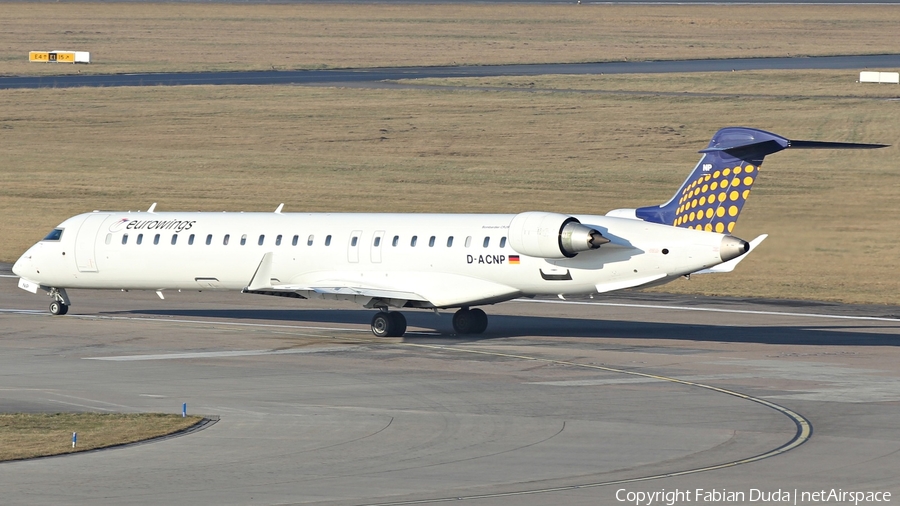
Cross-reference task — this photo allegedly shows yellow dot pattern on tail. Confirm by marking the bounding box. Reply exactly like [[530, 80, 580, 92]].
[[673, 165, 755, 233]]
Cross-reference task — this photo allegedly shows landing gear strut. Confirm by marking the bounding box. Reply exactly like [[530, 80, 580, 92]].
[[47, 288, 70, 316], [452, 307, 488, 335], [370, 311, 407, 338]]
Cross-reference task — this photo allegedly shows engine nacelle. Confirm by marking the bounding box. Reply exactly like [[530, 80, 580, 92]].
[[508, 211, 609, 259]]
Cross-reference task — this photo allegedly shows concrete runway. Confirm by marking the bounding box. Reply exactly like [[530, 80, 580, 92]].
[[1, 269, 899, 505]]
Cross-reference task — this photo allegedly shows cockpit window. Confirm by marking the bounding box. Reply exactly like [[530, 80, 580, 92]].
[[42, 229, 63, 241]]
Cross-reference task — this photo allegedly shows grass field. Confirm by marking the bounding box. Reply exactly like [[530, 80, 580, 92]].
[[2, 4, 900, 76], [0, 413, 203, 461], [2, 71, 898, 303]]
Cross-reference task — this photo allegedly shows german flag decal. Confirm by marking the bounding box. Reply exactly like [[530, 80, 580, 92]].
[[509, 255, 520, 264]]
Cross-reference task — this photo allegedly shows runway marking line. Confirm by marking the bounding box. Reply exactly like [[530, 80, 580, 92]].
[[357, 341, 812, 506], [3, 302, 816, 501], [518, 298, 900, 323], [85, 346, 356, 361]]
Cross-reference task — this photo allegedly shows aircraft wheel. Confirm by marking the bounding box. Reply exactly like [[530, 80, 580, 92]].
[[389, 312, 407, 337], [49, 301, 68, 316], [469, 308, 488, 334], [371, 312, 406, 338], [453, 307, 487, 334]]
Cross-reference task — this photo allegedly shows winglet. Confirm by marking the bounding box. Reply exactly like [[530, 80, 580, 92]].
[[147, 203, 157, 213], [274, 203, 284, 214]]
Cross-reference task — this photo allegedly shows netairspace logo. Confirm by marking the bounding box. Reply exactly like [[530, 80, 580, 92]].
[[615, 488, 892, 505]]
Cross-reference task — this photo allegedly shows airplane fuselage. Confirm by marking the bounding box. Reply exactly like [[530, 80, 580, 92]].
[[14, 211, 737, 310]]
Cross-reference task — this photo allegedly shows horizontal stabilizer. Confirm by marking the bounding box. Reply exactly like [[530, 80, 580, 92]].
[[787, 140, 888, 150]]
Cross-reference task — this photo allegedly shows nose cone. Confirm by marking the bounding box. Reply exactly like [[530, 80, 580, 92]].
[[720, 235, 750, 263], [12, 245, 39, 280], [12, 252, 29, 277]]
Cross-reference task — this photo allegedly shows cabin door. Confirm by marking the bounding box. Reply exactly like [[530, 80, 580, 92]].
[[74, 213, 109, 272]]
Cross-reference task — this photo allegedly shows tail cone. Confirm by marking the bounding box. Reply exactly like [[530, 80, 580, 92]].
[[720, 235, 750, 262]]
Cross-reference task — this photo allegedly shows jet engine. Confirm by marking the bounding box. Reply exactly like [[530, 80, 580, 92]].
[[507, 211, 609, 259]]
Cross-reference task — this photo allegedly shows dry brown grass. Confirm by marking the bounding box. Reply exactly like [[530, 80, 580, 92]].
[[2, 4, 899, 76], [0, 413, 203, 461], [1, 71, 898, 304], [2, 4, 900, 305]]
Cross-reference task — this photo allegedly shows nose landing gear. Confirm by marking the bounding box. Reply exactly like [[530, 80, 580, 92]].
[[47, 287, 70, 316], [49, 300, 69, 315]]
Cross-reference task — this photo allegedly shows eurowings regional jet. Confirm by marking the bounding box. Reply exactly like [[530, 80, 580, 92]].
[[13, 127, 886, 337]]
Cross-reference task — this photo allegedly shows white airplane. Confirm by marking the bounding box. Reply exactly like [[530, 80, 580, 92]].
[[13, 127, 886, 337]]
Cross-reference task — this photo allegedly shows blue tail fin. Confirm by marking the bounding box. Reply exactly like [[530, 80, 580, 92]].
[[635, 127, 886, 234]]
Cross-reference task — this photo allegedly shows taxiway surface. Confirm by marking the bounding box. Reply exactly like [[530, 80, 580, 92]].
[[1, 270, 899, 505], [3, 55, 900, 90]]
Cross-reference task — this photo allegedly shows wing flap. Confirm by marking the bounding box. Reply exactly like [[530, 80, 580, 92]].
[[257, 272, 520, 308]]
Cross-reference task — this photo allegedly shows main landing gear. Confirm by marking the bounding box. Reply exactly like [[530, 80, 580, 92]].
[[371, 311, 407, 338], [452, 307, 488, 335], [368, 307, 488, 337]]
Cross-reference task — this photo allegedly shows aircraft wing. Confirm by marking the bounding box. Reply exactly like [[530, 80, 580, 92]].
[[248, 269, 521, 309], [276, 284, 429, 302]]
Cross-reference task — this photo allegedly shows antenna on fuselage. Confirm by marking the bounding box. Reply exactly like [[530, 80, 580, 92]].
[[147, 203, 157, 213]]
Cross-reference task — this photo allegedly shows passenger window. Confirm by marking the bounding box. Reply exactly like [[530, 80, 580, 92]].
[[276, 234, 282, 246], [447, 236, 454, 247], [392, 235, 399, 247], [325, 235, 332, 246], [240, 234, 247, 246], [154, 234, 160, 245], [42, 229, 63, 241], [137, 234, 143, 245], [223, 234, 230, 245], [292, 235, 299, 246], [465, 236, 472, 248], [351, 236, 358, 247], [428, 236, 436, 247], [171, 234, 177, 245], [483, 237, 490, 248], [411, 235, 418, 247], [258, 234, 265, 246], [374, 236, 381, 247], [500, 237, 507, 248], [188, 234, 195, 245], [307, 235, 314, 246], [122, 234, 128, 245], [105, 233, 112, 245], [206, 234, 212, 245]]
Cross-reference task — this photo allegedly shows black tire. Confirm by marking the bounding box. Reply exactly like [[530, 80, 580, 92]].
[[371, 312, 392, 337], [388, 312, 407, 337], [49, 301, 68, 316], [452, 308, 474, 334], [470, 308, 488, 334]]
